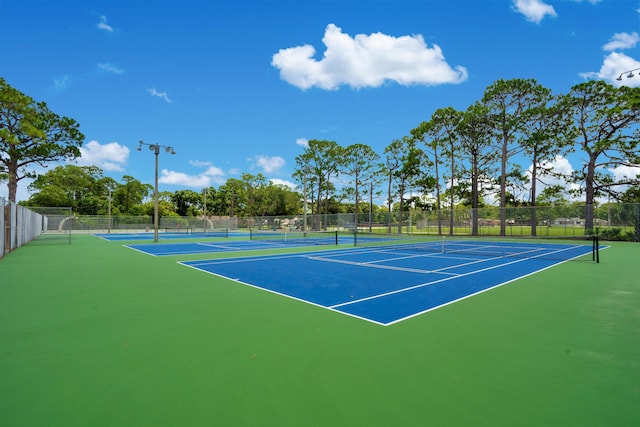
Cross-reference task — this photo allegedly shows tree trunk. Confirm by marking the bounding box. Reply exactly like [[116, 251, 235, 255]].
[[398, 179, 405, 234], [7, 159, 18, 203], [471, 153, 479, 236], [530, 152, 537, 237], [584, 152, 598, 233], [500, 131, 507, 237], [434, 150, 442, 236], [449, 148, 454, 236], [387, 172, 393, 234], [354, 173, 359, 234]]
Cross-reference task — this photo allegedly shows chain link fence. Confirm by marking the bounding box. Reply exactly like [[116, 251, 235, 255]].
[[1, 200, 72, 259], [240, 203, 639, 241], [2, 202, 637, 260], [59, 203, 640, 241], [62, 214, 238, 234]]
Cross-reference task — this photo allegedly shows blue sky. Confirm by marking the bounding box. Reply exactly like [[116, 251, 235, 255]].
[[2, 0, 640, 203]]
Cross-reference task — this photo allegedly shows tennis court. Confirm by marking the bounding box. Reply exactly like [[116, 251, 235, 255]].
[[123, 230, 347, 255], [181, 238, 597, 325], [2, 234, 638, 426], [95, 229, 232, 241]]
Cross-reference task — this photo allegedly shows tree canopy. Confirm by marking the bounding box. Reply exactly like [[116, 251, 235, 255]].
[[9, 76, 640, 236], [0, 78, 84, 202]]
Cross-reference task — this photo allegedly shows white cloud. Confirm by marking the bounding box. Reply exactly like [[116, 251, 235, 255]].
[[98, 63, 125, 75], [610, 164, 640, 182], [271, 24, 468, 90], [605, 164, 640, 195], [159, 170, 211, 187], [251, 155, 286, 174], [603, 32, 640, 51], [528, 155, 581, 199], [204, 166, 225, 179], [512, 0, 557, 24], [158, 162, 227, 188], [148, 88, 172, 103], [296, 138, 309, 148], [270, 178, 296, 189], [581, 52, 640, 87], [97, 16, 114, 33], [75, 140, 129, 172], [0, 177, 33, 203]]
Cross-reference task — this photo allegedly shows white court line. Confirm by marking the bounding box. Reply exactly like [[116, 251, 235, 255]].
[[307, 243, 551, 275], [196, 242, 248, 250], [178, 261, 387, 326], [305, 255, 459, 276], [123, 244, 160, 257], [179, 243, 599, 326], [329, 244, 584, 310]]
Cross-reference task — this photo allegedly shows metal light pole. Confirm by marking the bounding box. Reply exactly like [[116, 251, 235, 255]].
[[616, 68, 640, 81], [137, 140, 176, 243], [303, 166, 310, 235], [107, 189, 112, 234], [203, 187, 207, 232]]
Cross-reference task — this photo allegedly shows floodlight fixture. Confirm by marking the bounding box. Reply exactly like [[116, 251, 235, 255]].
[[136, 140, 177, 243], [616, 67, 640, 82]]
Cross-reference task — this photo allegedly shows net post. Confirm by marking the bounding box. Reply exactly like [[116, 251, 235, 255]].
[[596, 234, 600, 263], [334, 230, 338, 245]]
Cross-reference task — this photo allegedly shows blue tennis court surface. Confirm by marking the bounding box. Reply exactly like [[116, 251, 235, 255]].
[[95, 231, 236, 241], [125, 236, 352, 256], [180, 241, 596, 325]]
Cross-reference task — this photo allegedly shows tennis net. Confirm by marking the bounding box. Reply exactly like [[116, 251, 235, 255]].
[[190, 228, 229, 238], [353, 233, 600, 262], [249, 229, 338, 246], [164, 227, 229, 237]]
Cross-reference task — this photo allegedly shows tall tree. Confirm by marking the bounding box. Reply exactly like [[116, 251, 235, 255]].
[[171, 189, 201, 216], [393, 136, 425, 233], [342, 143, 380, 230], [241, 172, 267, 218], [0, 78, 84, 202], [411, 121, 442, 233], [457, 102, 497, 235], [559, 80, 640, 232], [482, 78, 542, 236], [519, 88, 575, 235], [295, 140, 342, 230], [218, 178, 246, 217], [411, 107, 461, 235], [200, 186, 217, 216], [25, 164, 114, 215], [430, 107, 462, 235], [383, 139, 403, 233], [292, 165, 318, 218], [113, 175, 151, 214]]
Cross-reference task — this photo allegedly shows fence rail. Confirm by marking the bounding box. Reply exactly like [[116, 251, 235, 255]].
[[1, 200, 67, 259], [2, 202, 638, 260], [239, 204, 640, 241]]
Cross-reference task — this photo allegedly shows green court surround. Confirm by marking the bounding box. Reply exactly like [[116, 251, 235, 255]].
[[1, 235, 638, 426]]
